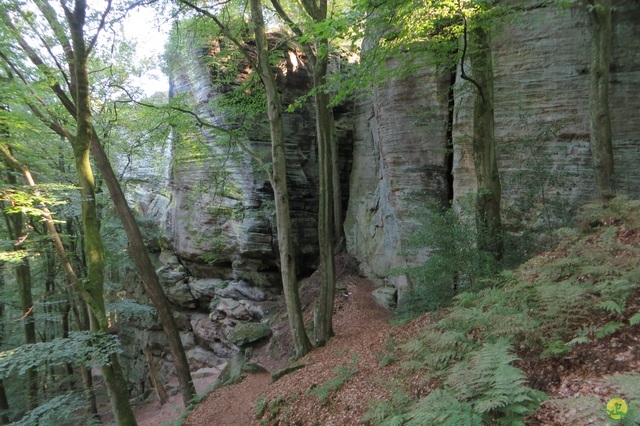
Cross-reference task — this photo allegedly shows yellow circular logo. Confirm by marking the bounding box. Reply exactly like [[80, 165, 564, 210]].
[[607, 398, 628, 420]]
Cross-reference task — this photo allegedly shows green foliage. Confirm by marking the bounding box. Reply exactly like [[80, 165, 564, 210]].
[[308, 353, 358, 404], [376, 334, 399, 367], [407, 389, 483, 426], [544, 396, 608, 425], [362, 389, 410, 426], [500, 114, 577, 253], [396, 200, 501, 320], [12, 392, 98, 426], [0, 331, 121, 379], [387, 198, 640, 424], [405, 341, 545, 425], [255, 392, 268, 418], [549, 374, 640, 426], [109, 299, 157, 323]]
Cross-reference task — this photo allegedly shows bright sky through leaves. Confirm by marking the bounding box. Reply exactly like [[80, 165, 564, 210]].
[[123, 5, 170, 96]]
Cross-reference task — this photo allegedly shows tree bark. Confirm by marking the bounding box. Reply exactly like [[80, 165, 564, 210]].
[[66, 1, 137, 423], [468, 25, 503, 262], [270, 0, 338, 346], [589, 0, 614, 200], [2, 156, 38, 410], [249, 0, 312, 357], [306, 1, 337, 347], [0, 268, 9, 424], [89, 136, 195, 405], [311, 57, 336, 345]]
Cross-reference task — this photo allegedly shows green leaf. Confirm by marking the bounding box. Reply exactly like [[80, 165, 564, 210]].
[[595, 321, 624, 339], [599, 300, 624, 315]]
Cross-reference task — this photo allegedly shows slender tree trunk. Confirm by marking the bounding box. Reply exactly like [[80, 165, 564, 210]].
[[13, 222, 38, 410], [0, 268, 10, 424], [78, 304, 99, 419], [67, 2, 137, 422], [2, 160, 38, 410], [330, 123, 343, 249], [270, 0, 339, 347], [249, 0, 311, 357], [74, 148, 136, 424], [589, 0, 614, 200], [89, 137, 195, 405], [468, 25, 503, 262], [311, 56, 336, 345]]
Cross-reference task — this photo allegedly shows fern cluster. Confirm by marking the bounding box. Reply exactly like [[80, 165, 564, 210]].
[[396, 199, 501, 320], [364, 197, 640, 424], [403, 340, 545, 425]]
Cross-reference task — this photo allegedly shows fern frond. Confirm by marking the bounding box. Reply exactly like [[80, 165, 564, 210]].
[[605, 373, 640, 400], [598, 300, 624, 315], [405, 389, 483, 426], [595, 321, 624, 339]]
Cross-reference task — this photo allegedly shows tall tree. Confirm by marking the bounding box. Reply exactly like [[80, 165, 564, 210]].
[[1, 0, 196, 407], [62, 1, 137, 423], [179, 0, 313, 357], [464, 19, 503, 262], [587, 0, 614, 200], [1, 0, 137, 422], [248, 0, 312, 356], [0, 141, 102, 419], [0, 266, 8, 425], [1, 131, 38, 411], [269, 0, 338, 345]]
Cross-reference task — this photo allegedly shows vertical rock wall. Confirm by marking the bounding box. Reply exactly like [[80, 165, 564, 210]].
[[345, 59, 452, 292], [168, 39, 354, 286], [454, 0, 640, 224], [345, 0, 640, 289]]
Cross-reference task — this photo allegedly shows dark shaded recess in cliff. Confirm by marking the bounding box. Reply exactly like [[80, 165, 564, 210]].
[[334, 100, 355, 237], [445, 66, 456, 203]]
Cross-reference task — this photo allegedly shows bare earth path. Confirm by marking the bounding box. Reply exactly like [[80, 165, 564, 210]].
[[183, 271, 397, 425]]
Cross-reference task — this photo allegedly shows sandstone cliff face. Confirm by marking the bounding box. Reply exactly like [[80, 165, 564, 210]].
[[344, 60, 451, 294], [118, 38, 354, 393], [168, 40, 353, 285], [454, 0, 640, 215], [345, 0, 640, 288]]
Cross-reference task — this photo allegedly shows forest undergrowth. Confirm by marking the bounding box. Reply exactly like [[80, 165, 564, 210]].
[[236, 197, 640, 426]]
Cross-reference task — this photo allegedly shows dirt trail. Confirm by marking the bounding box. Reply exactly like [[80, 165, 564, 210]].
[[183, 273, 395, 425]]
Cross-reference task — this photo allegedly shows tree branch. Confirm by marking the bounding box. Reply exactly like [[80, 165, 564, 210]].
[[178, 0, 256, 66], [0, 10, 78, 118], [113, 85, 272, 181], [87, 0, 113, 55], [457, 2, 485, 102]]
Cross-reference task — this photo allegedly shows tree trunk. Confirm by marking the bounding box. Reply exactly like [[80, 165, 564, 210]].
[[89, 136, 195, 405], [589, 0, 614, 200], [272, 0, 339, 347], [13, 225, 38, 411], [2, 159, 38, 410], [67, 2, 137, 422], [468, 25, 503, 262], [311, 56, 336, 345], [0, 269, 10, 424], [249, 0, 312, 357], [78, 304, 99, 419], [144, 350, 168, 405]]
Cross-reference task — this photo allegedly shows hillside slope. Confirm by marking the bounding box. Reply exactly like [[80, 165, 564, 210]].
[[184, 198, 640, 425]]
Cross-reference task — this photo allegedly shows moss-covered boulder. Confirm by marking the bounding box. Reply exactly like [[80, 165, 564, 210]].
[[227, 322, 272, 347]]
